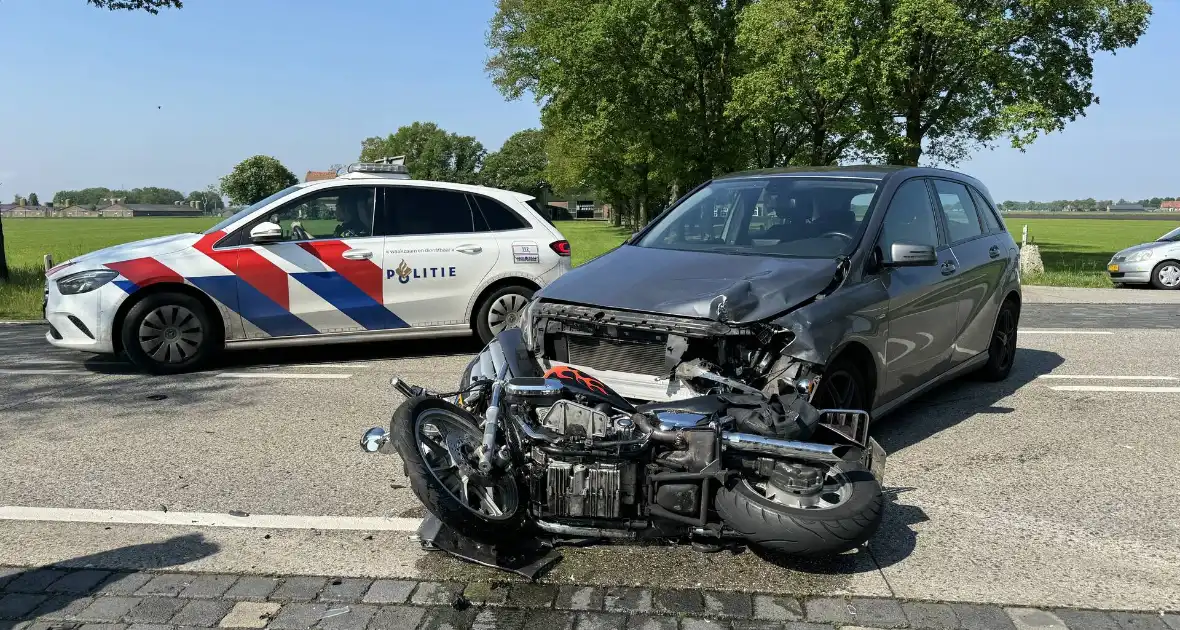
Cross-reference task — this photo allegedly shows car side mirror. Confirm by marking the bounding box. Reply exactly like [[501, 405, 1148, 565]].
[[883, 242, 937, 267], [250, 222, 283, 244]]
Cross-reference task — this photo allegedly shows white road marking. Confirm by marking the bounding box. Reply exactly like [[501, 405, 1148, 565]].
[[292, 363, 371, 369], [216, 372, 352, 380], [4, 358, 78, 365], [1020, 329, 1114, 335], [0, 368, 88, 375], [1039, 374, 1178, 381], [0, 506, 422, 532], [1050, 385, 1180, 393]]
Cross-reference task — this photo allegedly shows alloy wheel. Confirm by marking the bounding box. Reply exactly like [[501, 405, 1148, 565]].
[[992, 307, 1017, 371], [414, 408, 519, 521], [138, 305, 203, 364], [487, 293, 529, 336]]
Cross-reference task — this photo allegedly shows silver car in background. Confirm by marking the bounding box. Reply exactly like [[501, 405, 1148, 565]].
[[1108, 226, 1180, 289]]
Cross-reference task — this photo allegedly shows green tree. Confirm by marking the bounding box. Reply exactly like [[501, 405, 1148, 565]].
[[729, 0, 864, 167], [220, 156, 298, 206], [360, 122, 485, 184], [186, 185, 225, 214], [27, 193, 39, 206], [85, 0, 181, 12], [11, 195, 22, 205], [481, 129, 550, 196], [852, 0, 1152, 165], [487, 0, 750, 225]]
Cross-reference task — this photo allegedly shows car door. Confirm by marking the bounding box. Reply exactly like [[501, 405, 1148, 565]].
[[930, 178, 1006, 367], [875, 178, 962, 406], [380, 185, 501, 327], [205, 184, 402, 339]]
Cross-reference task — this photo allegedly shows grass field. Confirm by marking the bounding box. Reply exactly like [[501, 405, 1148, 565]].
[[1, 215, 1176, 320]]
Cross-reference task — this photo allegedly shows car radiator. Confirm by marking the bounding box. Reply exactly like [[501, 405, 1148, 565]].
[[565, 335, 666, 377]]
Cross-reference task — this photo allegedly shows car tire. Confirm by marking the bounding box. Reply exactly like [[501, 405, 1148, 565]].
[[391, 396, 526, 543], [1149, 260, 1180, 290], [714, 460, 884, 557], [121, 292, 219, 375], [977, 298, 1019, 382], [474, 284, 535, 345], [813, 355, 871, 411]]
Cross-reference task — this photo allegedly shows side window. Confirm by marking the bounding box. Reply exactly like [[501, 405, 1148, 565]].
[[879, 179, 940, 252], [932, 179, 984, 243], [471, 195, 529, 231], [383, 187, 476, 236], [253, 187, 376, 242], [968, 186, 1003, 233]]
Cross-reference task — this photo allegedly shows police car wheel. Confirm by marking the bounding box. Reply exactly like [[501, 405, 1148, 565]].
[[121, 292, 218, 375], [475, 284, 534, 345]]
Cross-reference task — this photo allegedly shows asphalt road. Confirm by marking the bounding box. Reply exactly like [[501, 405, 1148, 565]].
[[1, 301, 1178, 613]]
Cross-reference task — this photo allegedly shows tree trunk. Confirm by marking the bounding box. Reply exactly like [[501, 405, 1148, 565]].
[[0, 214, 8, 283], [902, 114, 923, 166]]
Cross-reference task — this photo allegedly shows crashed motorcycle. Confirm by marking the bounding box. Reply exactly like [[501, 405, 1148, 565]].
[[362, 328, 886, 573]]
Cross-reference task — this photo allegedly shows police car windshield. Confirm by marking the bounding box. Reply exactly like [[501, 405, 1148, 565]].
[[204, 183, 311, 234]]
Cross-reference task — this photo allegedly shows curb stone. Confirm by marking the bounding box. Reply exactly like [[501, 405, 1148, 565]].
[[1, 567, 1178, 629]]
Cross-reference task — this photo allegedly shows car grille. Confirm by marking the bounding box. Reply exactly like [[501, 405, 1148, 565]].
[[566, 335, 667, 377]]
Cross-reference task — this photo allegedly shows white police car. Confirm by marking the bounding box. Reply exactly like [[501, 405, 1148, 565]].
[[44, 161, 572, 374]]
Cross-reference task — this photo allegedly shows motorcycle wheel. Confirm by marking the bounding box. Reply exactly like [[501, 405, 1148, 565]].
[[392, 396, 526, 542], [714, 460, 883, 557]]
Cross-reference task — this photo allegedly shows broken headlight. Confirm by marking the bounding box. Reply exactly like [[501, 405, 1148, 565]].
[[56, 269, 118, 295]]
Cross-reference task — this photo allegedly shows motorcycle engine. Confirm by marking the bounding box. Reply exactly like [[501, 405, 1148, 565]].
[[533, 400, 638, 519]]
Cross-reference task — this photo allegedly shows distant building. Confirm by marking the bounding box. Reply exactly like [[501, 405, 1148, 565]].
[[62, 206, 99, 218], [0, 204, 53, 217], [1161, 200, 1180, 211], [305, 170, 337, 182], [99, 203, 205, 217], [1108, 203, 1146, 212]]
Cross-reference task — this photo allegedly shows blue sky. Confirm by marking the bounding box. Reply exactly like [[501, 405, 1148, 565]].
[[0, 0, 1176, 204]]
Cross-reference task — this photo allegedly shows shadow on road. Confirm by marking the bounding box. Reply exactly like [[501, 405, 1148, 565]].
[[758, 347, 1064, 574], [0, 534, 218, 629]]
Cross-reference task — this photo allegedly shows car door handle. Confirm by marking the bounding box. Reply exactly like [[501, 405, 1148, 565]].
[[941, 260, 958, 275], [455, 245, 483, 255], [989, 245, 1001, 259], [341, 248, 373, 260]]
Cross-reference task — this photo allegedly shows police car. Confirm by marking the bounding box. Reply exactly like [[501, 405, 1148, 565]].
[[43, 161, 572, 374]]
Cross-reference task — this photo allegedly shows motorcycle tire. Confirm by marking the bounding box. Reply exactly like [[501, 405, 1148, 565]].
[[714, 460, 884, 557], [391, 396, 527, 543]]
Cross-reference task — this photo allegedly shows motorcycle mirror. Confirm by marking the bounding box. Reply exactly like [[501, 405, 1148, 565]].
[[361, 427, 388, 453]]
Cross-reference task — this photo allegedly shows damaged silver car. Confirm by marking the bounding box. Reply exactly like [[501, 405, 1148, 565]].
[[364, 166, 1021, 568]]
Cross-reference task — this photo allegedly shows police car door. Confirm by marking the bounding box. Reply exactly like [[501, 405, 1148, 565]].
[[226, 185, 401, 337], [380, 185, 501, 327]]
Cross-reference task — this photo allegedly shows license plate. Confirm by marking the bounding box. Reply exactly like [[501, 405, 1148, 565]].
[[864, 437, 887, 485], [1108, 264, 1119, 272]]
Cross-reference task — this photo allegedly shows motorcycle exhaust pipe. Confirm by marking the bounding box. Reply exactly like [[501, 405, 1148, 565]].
[[720, 431, 850, 463]]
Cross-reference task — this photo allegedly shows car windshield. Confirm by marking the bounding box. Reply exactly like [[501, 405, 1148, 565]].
[[635, 176, 879, 259], [1156, 226, 1180, 242], [203, 183, 310, 234]]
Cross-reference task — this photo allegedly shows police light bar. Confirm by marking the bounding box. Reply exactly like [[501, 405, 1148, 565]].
[[346, 161, 409, 175]]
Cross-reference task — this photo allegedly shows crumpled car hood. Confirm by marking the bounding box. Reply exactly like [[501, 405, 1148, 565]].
[[536, 245, 840, 324]]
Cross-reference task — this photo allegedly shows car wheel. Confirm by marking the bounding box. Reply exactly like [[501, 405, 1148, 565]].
[[977, 298, 1019, 382], [121, 292, 219, 375], [814, 355, 870, 411], [1149, 261, 1180, 290], [475, 284, 535, 345]]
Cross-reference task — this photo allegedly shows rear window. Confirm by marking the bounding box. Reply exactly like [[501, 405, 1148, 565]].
[[473, 195, 530, 231]]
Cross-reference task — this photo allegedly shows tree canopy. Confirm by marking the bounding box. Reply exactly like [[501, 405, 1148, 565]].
[[186, 185, 226, 213], [486, 0, 1152, 226], [219, 156, 298, 206], [52, 187, 185, 206], [85, 0, 181, 13], [480, 129, 550, 196], [360, 122, 485, 184]]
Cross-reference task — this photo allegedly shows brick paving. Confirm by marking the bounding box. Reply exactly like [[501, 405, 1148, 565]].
[[0, 566, 1175, 629]]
